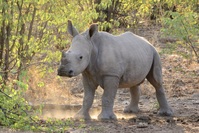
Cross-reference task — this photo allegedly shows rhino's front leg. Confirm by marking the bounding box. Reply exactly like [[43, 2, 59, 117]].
[[74, 74, 97, 120], [98, 76, 119, 120]]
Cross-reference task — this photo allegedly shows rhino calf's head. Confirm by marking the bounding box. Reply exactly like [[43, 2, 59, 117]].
[[57, 20, 98, 77]]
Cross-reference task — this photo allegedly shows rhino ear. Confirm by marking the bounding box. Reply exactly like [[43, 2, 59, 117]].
[[67, 20, 79, 37], [88, 23, 98, 38]]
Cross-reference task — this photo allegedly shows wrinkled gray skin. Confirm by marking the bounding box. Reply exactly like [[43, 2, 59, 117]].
[[57, 20, 173, 120]]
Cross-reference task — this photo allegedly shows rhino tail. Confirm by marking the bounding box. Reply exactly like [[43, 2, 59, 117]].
[[146, 50, 163, 86]]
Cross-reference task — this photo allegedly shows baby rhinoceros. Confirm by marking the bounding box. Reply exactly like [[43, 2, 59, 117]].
[[57, 20, 173, 120]]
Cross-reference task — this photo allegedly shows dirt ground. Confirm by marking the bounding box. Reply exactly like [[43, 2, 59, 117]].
[[36, 56, 199, 133], [1, 25, 198, 133]]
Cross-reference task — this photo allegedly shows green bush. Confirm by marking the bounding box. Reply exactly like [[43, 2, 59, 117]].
[[161, 1, 199, 62], [0, 79, 33, 129]]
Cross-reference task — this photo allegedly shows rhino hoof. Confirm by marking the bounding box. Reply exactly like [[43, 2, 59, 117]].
[[74, 111, 91, 120], [123, 106, 139, 114], [98, 113, 117, 120], [158, 108, 173, 116]]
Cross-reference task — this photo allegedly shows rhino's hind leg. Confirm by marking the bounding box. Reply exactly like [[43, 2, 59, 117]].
[[123, 86, 140, 113], [146, 60, 173, 116]]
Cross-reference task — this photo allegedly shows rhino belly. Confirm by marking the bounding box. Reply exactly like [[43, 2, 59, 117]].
[[119, 69, 149, 88], [119, 58, 153, 88]]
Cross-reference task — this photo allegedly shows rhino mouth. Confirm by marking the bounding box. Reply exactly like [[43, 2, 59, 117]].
[[57, 70, 74, 78]]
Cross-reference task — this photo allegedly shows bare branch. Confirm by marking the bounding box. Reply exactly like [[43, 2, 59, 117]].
[[181, 19, 199, 62], [28, 6, 37, 41]]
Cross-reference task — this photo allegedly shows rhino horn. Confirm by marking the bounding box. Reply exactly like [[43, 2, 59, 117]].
[[61, 51, 66, 58]]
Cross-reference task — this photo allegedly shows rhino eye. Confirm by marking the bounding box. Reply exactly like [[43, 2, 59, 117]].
[[79, 56, 83, 60]]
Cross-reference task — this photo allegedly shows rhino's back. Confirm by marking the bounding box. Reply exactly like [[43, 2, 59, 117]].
[[93, 32, 156, 87]]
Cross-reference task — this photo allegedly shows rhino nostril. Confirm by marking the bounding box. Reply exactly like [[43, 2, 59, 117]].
[[68, 70, 73, 74]]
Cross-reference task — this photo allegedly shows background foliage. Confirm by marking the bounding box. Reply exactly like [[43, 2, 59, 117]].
[[0, 0, 198, 131]]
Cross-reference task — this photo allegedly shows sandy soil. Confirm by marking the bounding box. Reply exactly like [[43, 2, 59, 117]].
[[34, 89, 199, 133]]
